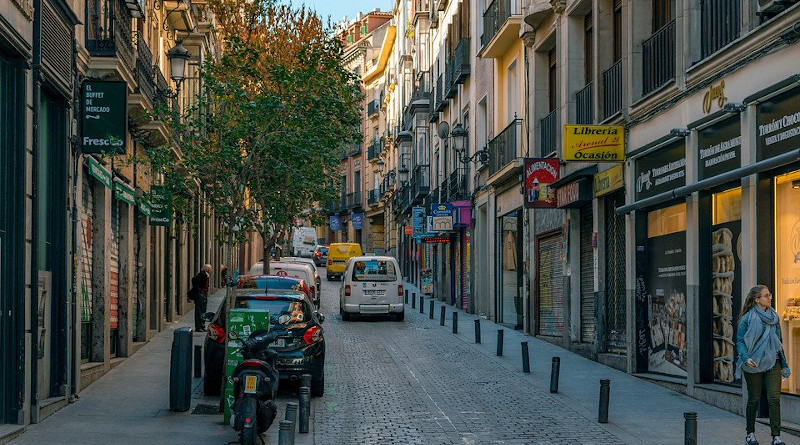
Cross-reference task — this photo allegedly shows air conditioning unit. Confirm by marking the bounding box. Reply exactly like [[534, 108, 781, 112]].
[[757, 0, 799, 20]]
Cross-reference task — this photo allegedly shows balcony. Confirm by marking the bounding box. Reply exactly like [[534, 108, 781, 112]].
[[367, 99, 380, 118], [368, 140, 382, 160], [347, 191, 362, 209], [328, 195, 347, 214], [602, 60, 623, 119], [481, 0, 522, 58], [154, 68, 179, 112], [368, 189, 380, 206], [444, 61, 456, 99], [411, 164, 430, 202], [700, 0, 740, 59], [410, 71, 431, 103], [642, 20, 676, 96], [134, 32, 155, 107], [347, 142, 362, 157], [488, 118, 522, 177], [539, 110, 557, 155], [435, 73, 448, 112], [413, 0, 430, 15], [381, 174, 396, 198], [444, 168, 469, 202], [393, 184, 412, 215], [425, 186, 440, 210], [575, 82, 594, 125], [86, 0, 136, 74], [452, 38, 471, 84]]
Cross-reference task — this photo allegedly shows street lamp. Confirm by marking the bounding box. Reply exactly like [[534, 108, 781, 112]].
[[377, 159, 385, 174], [451, 123, 467, 156], [162, 40, 191, 98]]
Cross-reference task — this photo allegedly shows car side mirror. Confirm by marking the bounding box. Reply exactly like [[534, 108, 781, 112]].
[[315, 312, 325, 323], [201, 311, 215, 323]]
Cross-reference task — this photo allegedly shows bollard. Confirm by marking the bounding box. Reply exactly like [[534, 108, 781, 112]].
[[550, 357, 561, 393], [474, 319, 481, 344], [496, 329, 504, 356], [419, 295, 424, 314], [300, 374, 312, 391], [412, 293, 416, 309], [684, 412, 697, 445], [598, 379, 610, 423], [429, 299, 434, 319], [285, 402, 298, 443], [169, 327, 193, 411], [521, 342, 530, 373], [452, 311, 458, 334], [194, 345, 202, 378], [405, 289, 409, 304], [440, 305, 446, 326], [299, 386, 311, 433], [278, 420, 294, 445]]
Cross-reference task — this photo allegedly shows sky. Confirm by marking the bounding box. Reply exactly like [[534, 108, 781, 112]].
[[302, 0, 394, 25]]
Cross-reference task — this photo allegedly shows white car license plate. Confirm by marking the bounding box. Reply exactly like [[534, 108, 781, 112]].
[[244, 375, 258, 393], [275, 338, 286, 348], [364, 290, 384, 296], [334, 261, 344, 265]]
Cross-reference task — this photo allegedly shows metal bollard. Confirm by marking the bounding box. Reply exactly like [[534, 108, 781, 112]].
[[300, 373, 312, 390], [684, 412, 697, 445], [429, 299, 434, 319], [278, 420, 294, 445], [405, 289, 409, 304], [412, 292, 416, 309], [285, 402, 298, 443], [452, 311, 458, 334], [440, 305, 446, 326], [419, 295, 424, 314], [550, 357, 561, 393], [194, 345, 202, 378], [598, 379, 610, 423], [521, 342, 530, 373], [496, 329, 504, 356], [298, 386, 311, 433], [474, 319, 481, 343]]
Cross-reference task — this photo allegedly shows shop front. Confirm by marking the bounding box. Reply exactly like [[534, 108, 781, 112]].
[[495, 184, 524, 329], [452, 201, 471, 311]]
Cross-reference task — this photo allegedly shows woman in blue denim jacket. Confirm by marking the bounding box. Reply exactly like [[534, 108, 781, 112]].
[[736, 285, 791, 445]]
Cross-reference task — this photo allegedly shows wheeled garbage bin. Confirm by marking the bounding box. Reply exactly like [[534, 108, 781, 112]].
[[170, 327, 193, 411]]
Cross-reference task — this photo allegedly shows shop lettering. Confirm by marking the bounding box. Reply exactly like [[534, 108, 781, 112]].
[[636, 170, 652, 193], [557, 183, 580, 207], [570, 126, 620, 135], [702, 81, 727, 114], [759, 111, 800, 137], [526, 161, 558, 178], [572, 150, 621, 160], [83, 137, 123, 147]]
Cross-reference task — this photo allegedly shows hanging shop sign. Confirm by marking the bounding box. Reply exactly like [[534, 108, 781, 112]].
[[81, 80, 127, 155], [594, 164, 624, 198], [421, 236, 452, 244], [84, 156, 113, 189], [329, 215, 341, 232], [412, 206, 426, 238], [430, 203, 453, 232], [757, 86, 800, 161], [452, 200, 471, 227], [351, 213, 363, 230], [138, 199, 152, 218], [523, 158, 560, 208], [556, 178, 593, 208], [697, 116, 741, 180], [404, 225, 413, 235], [562, 125, 625, 162], [634, 141, 686, 201], [149, 185, 172, 226], [113, 178, 135, 205]]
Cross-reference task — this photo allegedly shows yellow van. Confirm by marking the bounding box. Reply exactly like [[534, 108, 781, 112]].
[[326, 243, 363, 280]]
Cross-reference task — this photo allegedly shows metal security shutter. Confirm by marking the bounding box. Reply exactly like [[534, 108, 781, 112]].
[[110, 198, 120, 356], [538, 234, 564, 336], [80, 172, 94, 361], [605, 192, 627, 353], [580, 205, 595, 343]]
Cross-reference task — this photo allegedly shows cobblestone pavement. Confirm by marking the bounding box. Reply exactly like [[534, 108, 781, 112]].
[[314, 275, 625, 445]]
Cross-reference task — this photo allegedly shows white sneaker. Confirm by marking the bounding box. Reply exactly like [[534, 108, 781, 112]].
[[746, 433, 759, 445], [772, 436, 785, 445]]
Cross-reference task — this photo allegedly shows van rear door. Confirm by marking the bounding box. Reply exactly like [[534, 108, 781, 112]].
[[350, 259, 399, 305]]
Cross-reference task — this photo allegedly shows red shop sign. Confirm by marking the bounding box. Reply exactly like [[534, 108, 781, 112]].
[[524, 158, 560, 208]]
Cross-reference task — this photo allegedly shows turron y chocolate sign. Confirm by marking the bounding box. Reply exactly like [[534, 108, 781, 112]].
[[81, 80, 127, 155]]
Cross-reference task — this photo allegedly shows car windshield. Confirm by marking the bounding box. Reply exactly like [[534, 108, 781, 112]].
[[238, 277, 299, 291], [333, 245, 353, 254], [235, 298, 311, 325], [320, 247, 328, 253], [351, 260, 397, 282]]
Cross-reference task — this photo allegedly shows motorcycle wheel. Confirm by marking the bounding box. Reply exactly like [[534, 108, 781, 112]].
[[241, 426, 256, 445]]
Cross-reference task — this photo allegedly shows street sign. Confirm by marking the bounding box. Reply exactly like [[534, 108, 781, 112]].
[[149, 185, 172, 226], [81, 80, 127, 154], [412, 207, 425, 238]]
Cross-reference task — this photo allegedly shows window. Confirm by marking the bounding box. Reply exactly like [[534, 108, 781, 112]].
[[584, 14, 594, 85], [548, 50, 557, 112], [507, 60, 518, 122], [351, 260, 398, 281], [347, 34, 353, 44], [613, 0, 622, 62], [236, 298, 312, 325], [652, 0, 674, 31], [361, 24, 367, 36]]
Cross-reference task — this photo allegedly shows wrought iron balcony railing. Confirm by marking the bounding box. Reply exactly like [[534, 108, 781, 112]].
[[481, 0, 519, 50], [452, 38, 471, 84], [602, 60, 623, 119], [134, 32, 155, 106], [367, 99, 380, 118], [368, 189, 380, 206], [87, 0, 135, 73], [539, 110, 558, 156], [411, 164, 430, 202], [700, 0, 740, 59], [642, 19, 676, 96], [576, 82, 594, 125], [347, 191, 362, 209], [445, 168, 469, 202], [488, 118, 522, 176], [368, 140, 382, 160]]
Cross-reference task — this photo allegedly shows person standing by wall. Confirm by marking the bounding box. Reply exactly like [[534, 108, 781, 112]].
[[193, 264, 212, 332], [736, 285, 790, 445]]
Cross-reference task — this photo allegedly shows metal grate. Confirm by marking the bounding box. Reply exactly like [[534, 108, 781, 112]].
[[538, 234, 564, 336], [642, 20, 676, 96], [602, 60, 623, 119], [580, 205, 595, 343], [700, 0, 740, 59], [41, 0, 73, 90], [191, 403, 221, 415], [576, 82, 594, 125], [605, 192, 626, 353]]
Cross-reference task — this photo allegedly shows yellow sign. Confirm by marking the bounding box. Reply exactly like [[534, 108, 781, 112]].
[[563, 125, 625, 162], [594, 164, 625, 198]]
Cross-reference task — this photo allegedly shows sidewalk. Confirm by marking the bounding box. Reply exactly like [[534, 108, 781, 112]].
[[8, 289, 315, 445], [402, 281, 799, 445]]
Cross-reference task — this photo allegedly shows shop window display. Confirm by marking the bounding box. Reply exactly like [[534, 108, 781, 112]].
[[775, 170, 800, 394]]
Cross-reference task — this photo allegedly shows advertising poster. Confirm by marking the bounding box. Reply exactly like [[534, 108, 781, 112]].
[[421, 268, 433, 295], [223, 309, 271, 424], [710, 220, 741, 385], [81, 81, 127, 154], [430, 203, 453, 232], [352, 213, 363, 230], [523, 158, 560, 208], [646, 231, 688, 377], [329, 215, 341, 232]]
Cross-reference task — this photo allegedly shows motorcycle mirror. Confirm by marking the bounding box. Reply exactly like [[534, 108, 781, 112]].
[[201, 311, 215, 322], [315, 312, 325, 323]]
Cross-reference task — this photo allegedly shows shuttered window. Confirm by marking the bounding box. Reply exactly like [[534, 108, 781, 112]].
[[580, 205, 595, 343], [538, 234, 564, 336], [80, 172, 94, 362], [110, 197, 120, 356], [606, 192, 627, 353]]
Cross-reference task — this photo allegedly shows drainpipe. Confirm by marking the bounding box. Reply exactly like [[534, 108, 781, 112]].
[[30, 0, 42, 420], [67, 37, 80, 400]]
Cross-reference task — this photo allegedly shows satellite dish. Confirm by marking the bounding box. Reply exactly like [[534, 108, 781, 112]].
[[437, 121, 450, 139]]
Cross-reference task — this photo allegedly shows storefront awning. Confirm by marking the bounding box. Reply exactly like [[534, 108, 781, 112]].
[[616, 147, 800, 214], [85, 156, 112, 190], [114, 178, 136, 205]]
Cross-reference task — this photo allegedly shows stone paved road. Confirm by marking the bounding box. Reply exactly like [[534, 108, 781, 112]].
[[314, 273, 625, 445]]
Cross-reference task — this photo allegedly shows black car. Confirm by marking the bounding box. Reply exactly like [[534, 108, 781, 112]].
[[313, 245, 329, 267], [202, 290, 326, 397]]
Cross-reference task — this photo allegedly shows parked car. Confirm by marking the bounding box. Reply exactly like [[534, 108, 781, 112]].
[[326, 243, 363, 281], [202, 289, 326, 397], [340, 256, 404, 321], [236, 275, 306, 294], [291, 227, 319, 258], [249, 261, 318, 308], [279, 257, 322, 293], [312, 245, 329, 267]]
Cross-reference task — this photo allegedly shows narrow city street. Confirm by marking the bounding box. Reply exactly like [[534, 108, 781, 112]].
[[8, 271, 800, 445]]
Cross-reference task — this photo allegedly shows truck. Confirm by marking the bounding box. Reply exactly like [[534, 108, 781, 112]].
[[291, 227, 319, 258]]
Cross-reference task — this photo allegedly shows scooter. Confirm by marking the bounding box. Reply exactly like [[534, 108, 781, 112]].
[[230, 330, 280, 445]]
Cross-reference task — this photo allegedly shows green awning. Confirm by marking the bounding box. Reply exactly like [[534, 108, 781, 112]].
[[138, 199, 152, 217], [114, 178, 136, 205], [85, 156, 112, 190]]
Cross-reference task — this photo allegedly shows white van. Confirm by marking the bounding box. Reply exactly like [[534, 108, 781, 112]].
[[339, 256, 404, 321], [248, 261, 319, 308], [292, 227, 319, 258]]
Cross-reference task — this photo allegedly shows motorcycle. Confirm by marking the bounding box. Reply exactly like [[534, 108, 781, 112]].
[[230, 330, 280, 445]]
